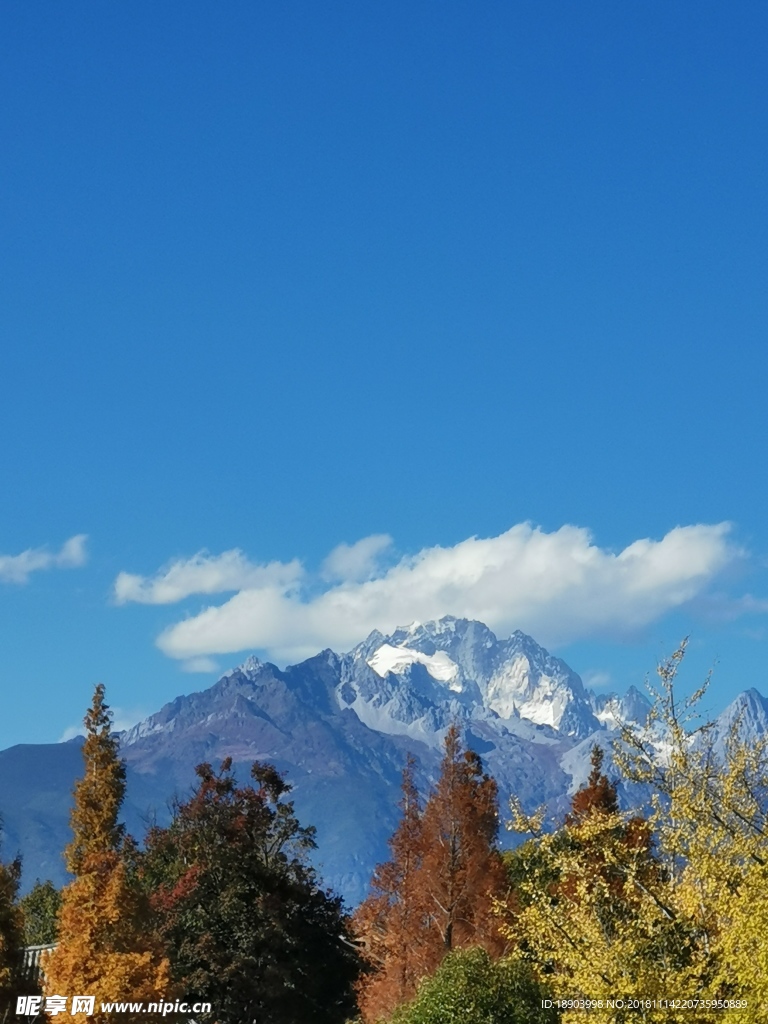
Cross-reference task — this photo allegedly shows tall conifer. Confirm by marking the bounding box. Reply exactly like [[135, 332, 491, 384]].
[[43, 686, 173, 1023], [417, 726, 507, 960], [354, 756, 427, 1021], [355, 729, 507, 1023]]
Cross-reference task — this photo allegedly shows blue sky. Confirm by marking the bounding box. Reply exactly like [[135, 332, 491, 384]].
[[1, 1, 767, 749]]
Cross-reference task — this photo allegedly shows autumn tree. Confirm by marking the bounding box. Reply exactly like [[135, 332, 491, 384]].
[[498, 643, 768, 1023], [613, 640, 768, 1021], [353, 757, 427, 1021], [43, 685, 174, 1024], [567, 745, 619, 821], [141, 757, 361, 1024], [355, 728, 508, 1022], [418, 726, 507, 958]]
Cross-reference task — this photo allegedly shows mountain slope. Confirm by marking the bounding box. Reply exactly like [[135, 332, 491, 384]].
[[0, 618, 759, 905]]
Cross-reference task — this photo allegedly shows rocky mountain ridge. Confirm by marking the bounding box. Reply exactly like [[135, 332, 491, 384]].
[[0, 617, 759, 904]]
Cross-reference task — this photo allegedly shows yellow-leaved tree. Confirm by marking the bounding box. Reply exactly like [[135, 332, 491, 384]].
[[500, 748, 692, 1024], [613, 641, 768, 1023], [498, 641, 768, 1024], [43, 685, 175, 1024]]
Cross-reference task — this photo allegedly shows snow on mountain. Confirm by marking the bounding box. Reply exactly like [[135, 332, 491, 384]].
[[341, 617, 599, 741], [707, 688, 768, 751], [2, 617, 766, 905], [592, 685, 652, 730], [367, 644, 461, 688]]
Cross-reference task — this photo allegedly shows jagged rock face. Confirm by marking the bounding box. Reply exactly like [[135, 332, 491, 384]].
[[592, 685, 652, 730], [0, 617, 760, 906], [339, 617, 599, 741], [707, 688, 768, 753]]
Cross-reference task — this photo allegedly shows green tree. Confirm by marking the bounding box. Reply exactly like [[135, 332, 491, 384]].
[[19, 879, 61, 946], [387, 947, 557, 1024], [0, 843, 24, 1024], [142, 757, 361, 1024], [43, 685, 173, 1023]]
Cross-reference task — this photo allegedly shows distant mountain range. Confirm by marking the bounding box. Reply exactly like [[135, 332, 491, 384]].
[[2, 616, 767, 905]]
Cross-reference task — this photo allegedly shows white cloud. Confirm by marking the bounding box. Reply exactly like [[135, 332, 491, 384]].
[[0, 534, 88, 584], [583, 670, 613, 690], [136, 522, 744, 665], [181, 656, 221, 674], [321, 534, 393, 582], [113, 549, 304, 604], [59, 724, 84, 743], [58, 704, 146, 742]]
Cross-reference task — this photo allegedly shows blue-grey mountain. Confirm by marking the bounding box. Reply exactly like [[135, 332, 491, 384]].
[[0, 618, 759, 904]]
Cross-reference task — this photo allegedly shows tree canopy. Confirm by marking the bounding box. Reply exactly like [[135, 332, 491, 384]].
[[142, 757, 361, 1024], [499, 643, 768, 1023], [386, 947, 557, 1024], [354, 727, 508, 1022], [0, 841, 24, 1022], [19, 879, 61, 947], [43, 685, 174, 1024]]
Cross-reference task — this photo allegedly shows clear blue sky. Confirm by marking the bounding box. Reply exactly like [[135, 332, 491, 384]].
[[1, 1, 767, 748]]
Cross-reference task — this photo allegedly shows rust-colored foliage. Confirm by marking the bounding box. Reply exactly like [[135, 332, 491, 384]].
[[354, 756, 427, 1022], [567, 745, 619, 822], [560, 744, 656, 911], [355, 728, 508, 1023], [43, 686, 174, 1024]]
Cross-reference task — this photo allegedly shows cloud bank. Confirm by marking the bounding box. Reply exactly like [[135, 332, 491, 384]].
[[0, 534, 88, 584], [113, 549, 303, 604], [115, 522, 743, 666]]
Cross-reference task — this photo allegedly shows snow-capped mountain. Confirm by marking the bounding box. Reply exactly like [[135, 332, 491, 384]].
[[592, 685, 652, 730], [338, 617, 600, 741], [0, 618, 761, 905]]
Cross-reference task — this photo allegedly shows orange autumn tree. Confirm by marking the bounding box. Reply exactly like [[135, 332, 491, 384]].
[[355, 727, 508, 1022], [417, 726, 508, 960], [43, 685, 174, 1024], [353, 756, 427, 1021]]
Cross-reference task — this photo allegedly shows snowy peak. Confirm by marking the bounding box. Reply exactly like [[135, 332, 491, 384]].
[[709, 688, 768, 749], [592, 685, 652, 730], [344, 616, 599, 739]]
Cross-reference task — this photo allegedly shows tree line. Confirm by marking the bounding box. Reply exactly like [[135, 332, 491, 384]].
[[1, 642, 767, 1023]]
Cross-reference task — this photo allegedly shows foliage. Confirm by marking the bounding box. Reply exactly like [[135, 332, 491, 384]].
[[141, 757, 361, 1024], [0, 843, 24, 1024], [354, 727, 508, 1023], [499, 643, 768, 1022], [613, 640, 768, 1021], [353, 756, 429, 1020], [65, 684, 126, 875], [43, 685, 174, 1023], [418, 726, 508, 955], [386, 947, 557, 1024], [500, 738, 683, 1023], [19, 879, 61, 946]]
